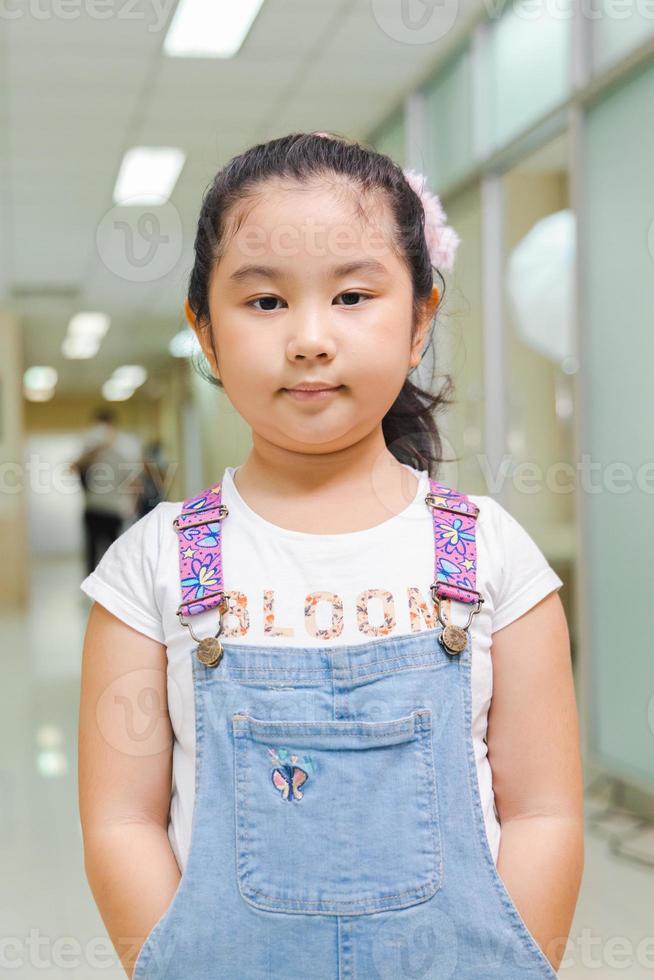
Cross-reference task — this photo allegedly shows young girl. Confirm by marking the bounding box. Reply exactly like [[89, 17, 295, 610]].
[[78, 131, 583, 980]]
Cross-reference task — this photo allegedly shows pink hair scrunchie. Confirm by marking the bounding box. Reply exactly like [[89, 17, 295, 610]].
[[313, 132, 460, 273], [401, 168, 460, 273]]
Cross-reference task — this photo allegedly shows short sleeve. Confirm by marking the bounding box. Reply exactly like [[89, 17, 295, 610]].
[[80, 504, 165, 643], [486, 498, 564, 633]]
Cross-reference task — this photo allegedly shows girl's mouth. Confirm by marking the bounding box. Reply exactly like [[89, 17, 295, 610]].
[[283, 386, 344, 401]]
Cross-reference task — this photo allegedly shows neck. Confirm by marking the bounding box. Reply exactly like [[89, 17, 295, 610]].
[[231, 427, 420, 532]]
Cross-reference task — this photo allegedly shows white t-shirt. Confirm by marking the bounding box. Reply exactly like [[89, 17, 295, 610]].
[[80, 463, 563, 872]]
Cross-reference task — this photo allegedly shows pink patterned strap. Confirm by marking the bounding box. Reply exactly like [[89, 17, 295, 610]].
[[173, 474, 483, 623], [427, 478, 482, 606], [174, 482, 228, 619]]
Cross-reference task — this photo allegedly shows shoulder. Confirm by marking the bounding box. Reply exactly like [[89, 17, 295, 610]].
[[467, 492, 534, 540], [119, 500, 183, 549], [79, 501, 186, 643], [465, 494, 564, 633], [467, 493, 508, 532]]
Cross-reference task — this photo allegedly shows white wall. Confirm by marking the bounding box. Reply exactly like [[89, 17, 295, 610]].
[[24, 432, 86, 556]]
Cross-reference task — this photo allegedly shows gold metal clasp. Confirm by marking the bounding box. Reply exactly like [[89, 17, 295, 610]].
[[431, 587, 484, 631], [173, 504, 229, 531], [425, 493, 480, 518], [432, 591, 484, 655], [176, 596, 230, 667]]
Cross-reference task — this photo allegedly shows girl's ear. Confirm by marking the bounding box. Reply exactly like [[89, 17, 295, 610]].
[[184, 298, 220, 379], [409, 284, 440, 369], [184, 297, 197, 329]]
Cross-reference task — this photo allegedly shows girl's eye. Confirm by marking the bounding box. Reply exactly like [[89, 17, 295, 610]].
[[249, 296, 285, 312], [334, 291, 370, 307], [247, 291, 371, 312]]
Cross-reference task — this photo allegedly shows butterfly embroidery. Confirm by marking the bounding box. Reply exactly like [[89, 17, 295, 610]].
[[267, 747, 311, 801]]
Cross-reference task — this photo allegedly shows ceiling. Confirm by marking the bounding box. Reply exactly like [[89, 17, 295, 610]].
[[0, 0, 481, 394]]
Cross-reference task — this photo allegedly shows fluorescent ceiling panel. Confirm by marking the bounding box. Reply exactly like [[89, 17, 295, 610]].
[[113, 147, 186, 205], [68, 311, 111, 339], [164, 0, 265, 58]]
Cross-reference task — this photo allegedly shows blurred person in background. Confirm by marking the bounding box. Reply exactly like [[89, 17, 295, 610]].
[[70, 408, 142, 575], [134, 439, 170, 519]]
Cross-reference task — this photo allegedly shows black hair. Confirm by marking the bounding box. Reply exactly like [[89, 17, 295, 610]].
[[187, 131, 455, 476]]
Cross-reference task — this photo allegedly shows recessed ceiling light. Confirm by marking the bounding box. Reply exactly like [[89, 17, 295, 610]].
[[24, 387, 56, 402], [163, 0, 265, 58], [113, 147, 186, 205], [102, 379, 134, 402], [68, 312, 110, 339], [62, 335, 100, 359], [35, 724, 65, 749], [24, 366, 58, 390], [36, 750, 68, 778], [112, 365, 148, 388]]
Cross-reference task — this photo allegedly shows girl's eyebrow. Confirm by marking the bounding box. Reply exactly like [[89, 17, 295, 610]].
[[228, 259, 389, 284]]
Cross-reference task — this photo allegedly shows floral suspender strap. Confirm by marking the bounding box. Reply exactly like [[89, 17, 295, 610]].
[[172, 475, 484, 668], [426, 478, 484, 654], [173, 480, 230, 667]]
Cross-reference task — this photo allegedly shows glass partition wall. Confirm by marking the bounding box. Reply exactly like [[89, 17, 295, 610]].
[[369, 4, 654, 795], [583, 60, 654, 789], [501, 135, 577, 647]]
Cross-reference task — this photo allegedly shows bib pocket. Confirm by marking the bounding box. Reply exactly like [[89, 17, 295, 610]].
[[232, 708, 442, 915]]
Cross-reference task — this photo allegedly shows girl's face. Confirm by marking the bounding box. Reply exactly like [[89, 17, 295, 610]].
[[194, 179, 438, 455]]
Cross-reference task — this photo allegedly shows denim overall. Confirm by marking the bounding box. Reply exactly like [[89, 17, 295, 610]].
[[132, 476, 557, 980]]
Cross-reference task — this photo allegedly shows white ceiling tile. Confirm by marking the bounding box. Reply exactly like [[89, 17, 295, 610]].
[[12, 245, 89, 285], [9, 91, 138, 124], [240, 2, 342, 56], [141, 97, 273, 130], [77, 264, 173, 313], [151, 52, 300, 98], [8, 45, 150, 88]]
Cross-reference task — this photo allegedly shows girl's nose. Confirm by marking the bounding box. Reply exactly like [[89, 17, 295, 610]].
[[286, 314, 337, 360]]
